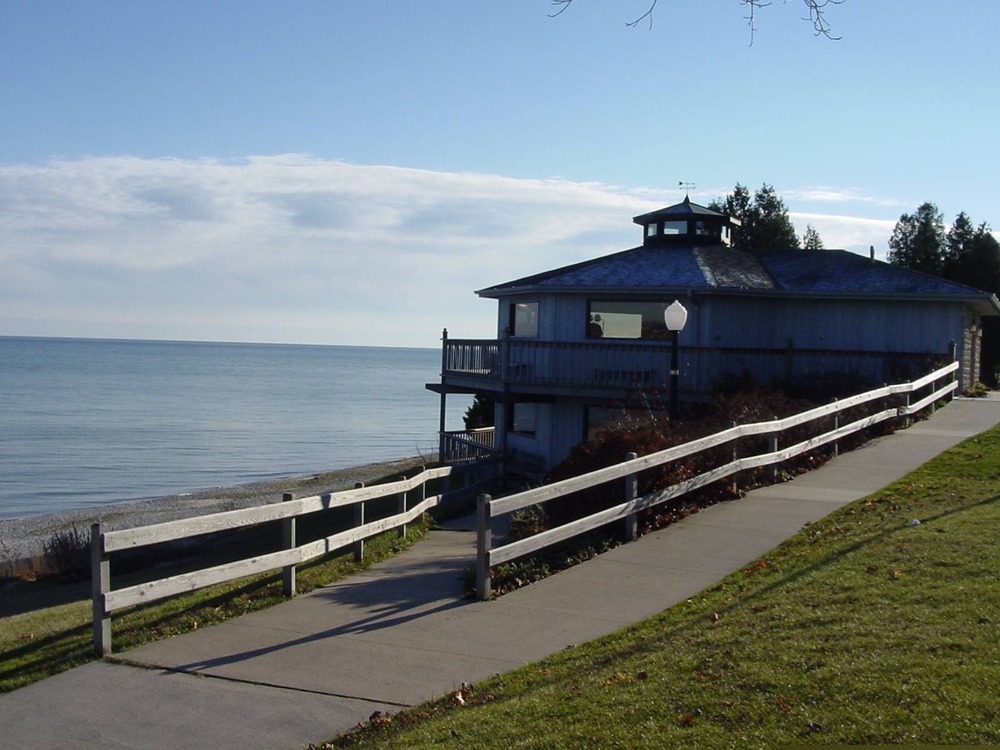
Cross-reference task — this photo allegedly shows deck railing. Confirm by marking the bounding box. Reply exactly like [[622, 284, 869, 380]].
[[440, 427, 498, 464], [473, 360, 959, 599], [443, 337, 944, 395], [90, 462, 500, 655]]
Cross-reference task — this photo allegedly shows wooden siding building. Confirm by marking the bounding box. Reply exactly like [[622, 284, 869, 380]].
[[428, 198, 1000, 474]]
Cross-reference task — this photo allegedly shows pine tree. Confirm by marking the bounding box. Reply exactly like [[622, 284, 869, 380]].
[[463, 393, 495, 430], [710, 183, 799, 249], [887, 202, 945, 275], [802, 224, 825, 250]]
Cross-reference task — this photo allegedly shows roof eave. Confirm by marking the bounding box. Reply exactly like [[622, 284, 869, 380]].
[[476, 285, 1000, 314]]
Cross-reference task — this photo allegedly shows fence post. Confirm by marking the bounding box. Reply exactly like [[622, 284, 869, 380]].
[[282, 493, 296, 597], [439, 329, 449, 460], [91, 522, 111, 656], [768, 417, 779, 483], [476, 493, 492, 601], [397, 476, 407, 538], [624, 452, 639, 541], [416, 466, 426, 515], [832, 398, 840, 457], [949, 340, 958, 400], [353, 482, 365, 562], [731, 420, 739, 494]]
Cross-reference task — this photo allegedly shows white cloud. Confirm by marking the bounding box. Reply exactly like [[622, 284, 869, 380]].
[[0, 156, 642, 346], [790, 212, 898, 259], [783, 186, 905, 207], [0, 155, 907, 346]]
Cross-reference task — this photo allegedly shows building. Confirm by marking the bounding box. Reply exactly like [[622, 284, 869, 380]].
[[428, 198, 1000, 474]]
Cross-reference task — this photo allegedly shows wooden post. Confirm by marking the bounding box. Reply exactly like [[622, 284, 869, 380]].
[[832, 398, 840, 457], [731, 420, 739, 495], [476, 493, 492, 601], [91, 522, 111, 656], [624, 452, 638, 541], [281, 493, 296, 597], [768, 417, 779, 483], [397, 477, 407, 538], [353, 482, 365, 562], [439, 328, 449, 461], [416, 466, 426, 520]]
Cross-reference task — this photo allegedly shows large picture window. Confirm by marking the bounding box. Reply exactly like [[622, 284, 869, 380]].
[[512, 302, 538, 338], [587, 301, 669, 340]]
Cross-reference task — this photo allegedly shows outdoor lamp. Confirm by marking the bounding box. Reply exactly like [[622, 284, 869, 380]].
[[664, 300, 688, 419]]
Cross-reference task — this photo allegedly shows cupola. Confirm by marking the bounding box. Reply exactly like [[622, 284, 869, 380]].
[[632, 196, 740, 247]]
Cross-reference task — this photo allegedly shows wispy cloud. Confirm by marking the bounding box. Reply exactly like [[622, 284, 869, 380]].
[[0, 156, 905, 346], [791, 212, 898, 259], [783, 186, 905, 208]]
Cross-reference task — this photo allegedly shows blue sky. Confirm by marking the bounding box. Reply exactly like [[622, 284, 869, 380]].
[[2, 1, 998, 347]]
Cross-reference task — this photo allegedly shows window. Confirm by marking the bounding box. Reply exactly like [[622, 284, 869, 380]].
[[663, 220, 687, 235], [587, 300, 670, 340], [512, 302, 538, 338], [511, 403, 537, 435], [646, 223, 659, 238]]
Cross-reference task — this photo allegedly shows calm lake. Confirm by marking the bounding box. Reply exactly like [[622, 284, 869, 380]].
[[0, 337, 467, 520]]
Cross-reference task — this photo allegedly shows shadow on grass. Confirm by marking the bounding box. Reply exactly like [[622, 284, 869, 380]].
[[0, 622, 93, 691]]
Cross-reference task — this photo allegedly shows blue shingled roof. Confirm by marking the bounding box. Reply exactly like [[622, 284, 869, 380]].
[[536, 246, 707, 288], [478, 244, 994, 303], [632, 197, 732, 225], [756, 248, 984, 295]]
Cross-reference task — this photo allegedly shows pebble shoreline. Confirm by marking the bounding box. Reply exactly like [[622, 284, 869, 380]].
[[0, 456, 427, 566]]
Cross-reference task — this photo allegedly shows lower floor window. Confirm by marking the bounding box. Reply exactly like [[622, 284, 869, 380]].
[[511, 402, 538, 435]]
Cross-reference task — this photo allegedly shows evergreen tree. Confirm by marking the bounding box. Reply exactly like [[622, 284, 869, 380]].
[[887, 202, 945, 275], [945, 211, 975, 267], [463, 393, 495, 430], [944, 220, 1000, 293], [802, 224, 825, 250], [711, 183, 800, 249]]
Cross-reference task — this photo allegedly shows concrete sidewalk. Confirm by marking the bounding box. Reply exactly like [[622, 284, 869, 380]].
[[3, 396, 999, 750]]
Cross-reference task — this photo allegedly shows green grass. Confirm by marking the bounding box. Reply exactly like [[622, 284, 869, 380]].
[[317, 427, 1000, 749], [0, 520, 429, 693]]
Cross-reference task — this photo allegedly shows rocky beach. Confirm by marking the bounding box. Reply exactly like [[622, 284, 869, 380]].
[[0, 456, 426, 574]]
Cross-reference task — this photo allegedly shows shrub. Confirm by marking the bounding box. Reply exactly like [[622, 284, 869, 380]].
[[543, 386, 825, 530], [42, 525, 90, 581]]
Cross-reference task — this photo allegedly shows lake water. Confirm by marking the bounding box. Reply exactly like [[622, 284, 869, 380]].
[[0, 337, 467, 520]]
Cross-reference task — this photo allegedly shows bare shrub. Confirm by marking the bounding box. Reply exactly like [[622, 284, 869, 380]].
[[42, 525, 90, 581]]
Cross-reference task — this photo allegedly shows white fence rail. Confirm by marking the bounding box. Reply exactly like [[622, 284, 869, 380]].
[[474, 361, 959, 599], [91, 462, 499, 655]]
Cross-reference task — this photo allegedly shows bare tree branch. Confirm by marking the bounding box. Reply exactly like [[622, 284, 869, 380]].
[[742, 0, 843, 42], [550, 0, 843, 40], [624, 0, 658, 30]]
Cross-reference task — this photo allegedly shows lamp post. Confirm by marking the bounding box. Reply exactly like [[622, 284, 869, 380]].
[[664, 300, 688, 420]]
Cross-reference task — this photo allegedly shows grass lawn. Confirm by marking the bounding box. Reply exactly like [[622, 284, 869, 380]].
[[316, 426, 1000, 749]]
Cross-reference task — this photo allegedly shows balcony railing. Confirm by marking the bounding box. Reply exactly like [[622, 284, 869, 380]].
[[442, 338, 945, 396], [440, 427, 499, 464]]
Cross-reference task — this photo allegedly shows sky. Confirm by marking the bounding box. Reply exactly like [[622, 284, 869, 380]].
[[2, 1, 998, 348]]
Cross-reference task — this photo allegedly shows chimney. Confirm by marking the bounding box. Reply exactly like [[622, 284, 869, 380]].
[[869, 245, 875, 261]]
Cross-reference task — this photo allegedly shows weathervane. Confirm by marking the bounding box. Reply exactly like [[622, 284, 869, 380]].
[[678, 181, 695, 197]]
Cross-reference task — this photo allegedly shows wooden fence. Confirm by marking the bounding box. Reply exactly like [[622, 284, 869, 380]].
[[474, 361, 959, 600], [91, 462, 499, 655]]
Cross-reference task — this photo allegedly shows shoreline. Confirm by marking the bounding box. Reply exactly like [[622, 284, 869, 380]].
[[0, 456, 429, 567]]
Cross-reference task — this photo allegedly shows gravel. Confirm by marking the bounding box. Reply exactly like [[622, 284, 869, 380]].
[[0, 457, 428, 567]]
